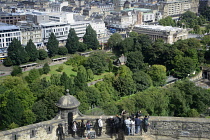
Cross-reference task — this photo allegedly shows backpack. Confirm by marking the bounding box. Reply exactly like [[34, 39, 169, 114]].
[[144, 119, 149, 126]]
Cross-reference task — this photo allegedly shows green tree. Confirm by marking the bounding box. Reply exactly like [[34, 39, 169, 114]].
[[78, 42, 87, 52], [43, 63, 50, 74], [126, 51, 145, 72], [172, 56, 196, 78], [66, 28, 79, 54], [86, 87, 101, 107], [60, 72, 69, 89], [1, 91, 24, 128], [32, 100, 48, 122], [22, 110, 36, 125], [108, 60, 113, 72], [76, 91, 89, 113], [129, 31, 138, 38], [121, 37, 134, 54], [147, 65, 167, 86], [84, 52, 108, 74], [87, 69, 94, 81], [83, 25, 99, 50], [114, 65, 136, 96], [46, 32, 59, 57], [74, 66, 88, 90], [159, 16, 176, 26], [38, 49, 48, 60], [3, 57, 13, 66], [42, 85, 64, 119], [25, 39, 38, 62], [7, 38, 29, 65], [25, 69, 40, 83], [133, 71, 152, 91], [107, 33, 122, 51], [50, 74, 61, 86], [193, 25, 201, 34], [11, 66, 22, 76], [58, 47, 68, 55]]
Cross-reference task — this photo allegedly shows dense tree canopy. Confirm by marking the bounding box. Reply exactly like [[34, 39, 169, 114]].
[[25, 39, 38, 62], [46, 32, 59, 57], [83, 25, 99, 50], [66, 28, 79, 54]]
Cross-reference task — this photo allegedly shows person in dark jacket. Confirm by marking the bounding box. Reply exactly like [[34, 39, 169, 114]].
[[142, 115, 150, 133], [135, 116, 142, 134]]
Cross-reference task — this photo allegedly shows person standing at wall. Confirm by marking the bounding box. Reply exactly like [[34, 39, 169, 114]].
[[72, 121, 77, 138], [80, 119, 85, 138], [56, 124, 64, 140], [86, 121, 91, 139], [130, 118, 135, 136], [98, 116, 103, 136], [135, 116, 141, 134], [143, 115, 150, 133], [124, 117, 131, 135]]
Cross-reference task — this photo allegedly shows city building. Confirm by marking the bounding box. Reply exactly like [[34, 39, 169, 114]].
[[26, 10, 49, 25], [0, 11, 26, 25], [39, 22, 70, 45], [48, 12, 74, 23], [0, 22, 21, 57], [138, 0, 199, 19], [17, 21, 43, 49], [132, 25, 188, 44], [69, 21, 89, 38], [49, 1, 69, 12], [90, 19, 107, 38]]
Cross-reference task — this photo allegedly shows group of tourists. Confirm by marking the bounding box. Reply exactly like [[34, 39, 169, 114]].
[[56, 110, 150, 139], [108, 110, 150, 138]]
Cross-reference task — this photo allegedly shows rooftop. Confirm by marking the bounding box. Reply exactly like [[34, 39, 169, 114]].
[[134, 25, 183, 32], [0, 22, 19, 31]]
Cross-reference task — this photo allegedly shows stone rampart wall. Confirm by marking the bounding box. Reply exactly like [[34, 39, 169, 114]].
[[1, 116, 210, 140], [0, 119, 66, 140]]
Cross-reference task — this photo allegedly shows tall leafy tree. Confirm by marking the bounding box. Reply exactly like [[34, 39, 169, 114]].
[[43, 63, 50, 74], [87, 69, 94, 81], [11, 66, 22, 76], [25, 39, 38, 62], [46, 32, 59, 57], [74, 66, 88, 91], [147, 65, 167, 86], [114, 65, 136, 96], [107, 33, 122, 54], [38, 49, 48, 60], [1, 91, 24, 128], [66, 28, 79, 54], [126, 51, 145, 72], [25, 69, 40, 83], [83, 25, 99, 50], [133, 71, 152, 91], [84, 52, 108, 74], [7, 38, 29, 65]]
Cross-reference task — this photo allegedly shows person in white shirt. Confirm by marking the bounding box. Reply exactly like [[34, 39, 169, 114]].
[[98, 116, 103, 136], [124, 117, 131, 135], [130, 118, 135, 135]]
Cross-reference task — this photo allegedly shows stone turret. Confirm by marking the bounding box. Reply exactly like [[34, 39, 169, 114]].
[[55, 89, 80, 120]]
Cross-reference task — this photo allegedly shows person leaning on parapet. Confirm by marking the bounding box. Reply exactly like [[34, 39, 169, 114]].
[[56, 124, 64, 140], [80, 119, 85, 138], [124, 117, 131, 135], [114, 114, 121, 134], [86, 120, 91, 139], [142, 114, 150, 133], [98, 116, 103, 136], [135, 116, 142, 135]]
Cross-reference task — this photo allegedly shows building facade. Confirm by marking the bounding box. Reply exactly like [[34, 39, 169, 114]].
[[133, 25, 188, 44], [39, 22, 70, 44], [0, 11, 26, 25], [0, 23, 21, 57]]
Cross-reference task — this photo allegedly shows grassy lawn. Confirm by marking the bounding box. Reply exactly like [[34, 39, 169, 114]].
[[21, 63, 113, 82]]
